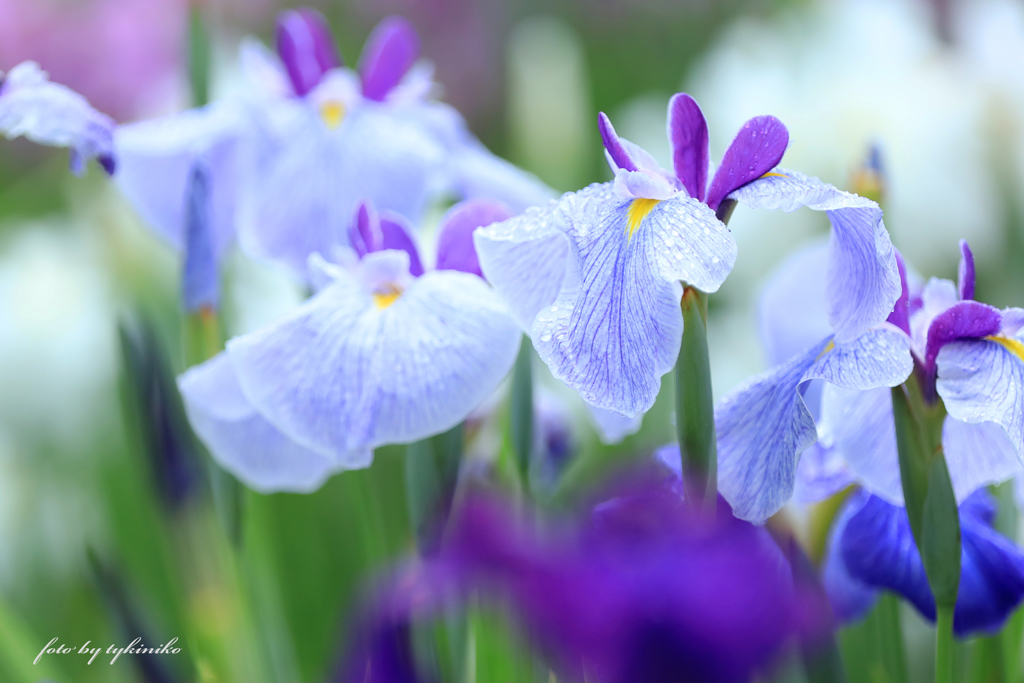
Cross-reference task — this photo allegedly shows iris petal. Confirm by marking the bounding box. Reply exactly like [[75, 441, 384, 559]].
[[239, 102, 446, 278], [359, 16, 420, 102], [0, 62, 116, 175], [526, 183, 733, 416], [729, 169, 901, 344], [178, 353, 364, 493], [228, 268, 521, 456], [937, 336, 1024, 460], [823, 491, 878, 623]]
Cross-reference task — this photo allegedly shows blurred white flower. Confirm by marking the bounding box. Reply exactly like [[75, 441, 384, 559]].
[[0, 225, 117, 446]]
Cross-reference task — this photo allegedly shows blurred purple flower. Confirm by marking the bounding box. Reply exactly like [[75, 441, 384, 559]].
[[342, 478, 831, 683], [0, 0, 185, 123]]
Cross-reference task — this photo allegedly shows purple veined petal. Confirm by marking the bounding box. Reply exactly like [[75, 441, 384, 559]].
[[792, 441, 855, 504], [716, 339, 826, 524], [474, 204, 571, 332], [359, 16, 421, 102], [924, 300, 1003, 372], [705, 115, 788, 211], [530, 183, 733, 416], [886, 250, 911, 335], [275, 8, 341, 97], [937, 336, 1024, 459], [0, 61, 116, 176], [181, 163, 219, 313], [178, 353, 367, 493], [758, 239, 832, 367], [822, 491, 878, 623], [436, 199, 512, 278], [379, 212, 424, 277], [729, 169, 902, 344], [805, 326, 913, 391], [959, 239, 976, 301], [667, 93, 709, 202], [597, 112, 638, 173], [228, 268, 522, 456]]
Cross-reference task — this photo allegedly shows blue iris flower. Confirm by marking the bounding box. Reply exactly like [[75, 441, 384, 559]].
[[114, 8, 553, 281], [177, 199, 522, 492], [474, 93, 902, 421], [0, 61, 115, 175], [824, 488, 1024, 636]]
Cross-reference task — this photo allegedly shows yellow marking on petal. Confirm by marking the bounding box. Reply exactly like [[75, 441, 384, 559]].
[[373, 285, 402, 309], [815, 339, 835, 361], [760, 171, 788, 179], [986, 335, 1024, 363], [320, 100, 346, 130], [625, 198, 660, 240]]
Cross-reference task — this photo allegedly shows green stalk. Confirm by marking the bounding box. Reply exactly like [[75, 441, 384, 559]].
[[188, 4, 210, 108], [509, 338, 534, 491], [891, 377, 961, 683], [675, 286, 717, 506], [937, 606, 955, 683]]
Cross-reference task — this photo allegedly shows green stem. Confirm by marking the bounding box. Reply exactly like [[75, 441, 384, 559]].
[[675, 287, 717, 506], [937, 606, 955, 683], [509, 338, 534, 491]]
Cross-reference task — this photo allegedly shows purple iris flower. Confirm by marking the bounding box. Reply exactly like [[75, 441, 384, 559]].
[[0, 61, 115, 175], [116, 9, 552, 283], [474, 93, 901, 419], [340, 479, 828, 683], [824, 488, 1024, 636], [177, 199, 521, 493], [798, 240, 1024, 508], [714, 237, 912, 524]]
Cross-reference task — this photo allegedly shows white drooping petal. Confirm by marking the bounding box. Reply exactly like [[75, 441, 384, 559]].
[[228, 268, 521, 456], [178, 353, 366, 493], [729, 169, 901, 344], [0, 61, 115, 174]]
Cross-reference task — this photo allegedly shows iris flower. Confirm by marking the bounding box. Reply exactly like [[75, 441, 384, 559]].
[[178, 199, 521, 492], [341, 480, 826, 683], [0, 61, 115, 175], [115, 9, 552, 280], [752, 238, 1024, 634], [716, 238, 913, 524], [824, 488, 1024, 636], [474, 93, 901, 419], [807, 239, 1024, 507]]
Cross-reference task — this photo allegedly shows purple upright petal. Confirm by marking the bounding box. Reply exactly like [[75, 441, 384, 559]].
[[668, 93, 709, 202], [705, 115, 789, 211], [924, 300, 1002, 372], [275, 8, 341, 97], [959, 239, 976, 301], [359, 16, 420, 102], [597, 112, 638, 172], [886, 250, 911, 335], [349, 200, 379, 257], [435, 199, 512, 278], [379, 212, 424, 277]]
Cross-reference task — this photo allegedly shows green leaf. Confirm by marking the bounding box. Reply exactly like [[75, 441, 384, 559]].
[[509, 338, 534, 485], [922, 453, 961, 609]]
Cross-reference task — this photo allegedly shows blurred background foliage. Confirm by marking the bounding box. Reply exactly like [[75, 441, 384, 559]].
[[0, 0, 1023, 681]]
